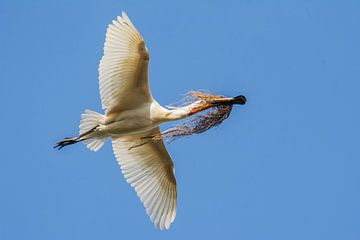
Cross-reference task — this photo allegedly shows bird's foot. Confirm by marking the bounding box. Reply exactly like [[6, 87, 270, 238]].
[[53, 137, 80, 150]]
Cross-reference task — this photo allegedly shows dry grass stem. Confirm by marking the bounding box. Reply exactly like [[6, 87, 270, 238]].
[[148, 91, 234, 142]]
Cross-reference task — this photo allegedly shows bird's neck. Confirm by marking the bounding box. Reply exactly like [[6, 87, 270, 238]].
[[160, 100, 204, 122], [163, 107, 191, 121]]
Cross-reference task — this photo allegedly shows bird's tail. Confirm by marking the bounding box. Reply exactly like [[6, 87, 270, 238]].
[[54, 109, 106, 151], [79, 109, 106, 151]]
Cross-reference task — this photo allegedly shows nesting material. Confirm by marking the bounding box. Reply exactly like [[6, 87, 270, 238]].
[[147, 91, 234, 142]]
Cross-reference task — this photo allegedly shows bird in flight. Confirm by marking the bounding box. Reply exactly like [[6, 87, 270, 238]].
[[55, 11, 246, 230]]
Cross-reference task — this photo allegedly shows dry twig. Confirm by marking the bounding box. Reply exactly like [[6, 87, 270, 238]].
[[147, 91, 235, 142]]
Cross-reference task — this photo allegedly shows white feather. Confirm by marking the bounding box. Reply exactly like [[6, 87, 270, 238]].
[[99, 12, 152, 112], [112, 127, 177, 230], [79, 109, 106, 152]]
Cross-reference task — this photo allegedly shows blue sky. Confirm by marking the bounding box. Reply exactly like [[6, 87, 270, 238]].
[[1, 0, 359, 239]]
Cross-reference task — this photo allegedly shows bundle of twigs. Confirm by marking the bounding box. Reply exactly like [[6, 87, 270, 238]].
[[147, 91, 245, 142]]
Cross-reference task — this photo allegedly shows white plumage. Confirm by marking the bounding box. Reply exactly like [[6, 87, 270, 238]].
[[93, 12, 178, 229], [55, 11, 246, 230], [56, 12, 201, 230], [112, 128, 176, 229]]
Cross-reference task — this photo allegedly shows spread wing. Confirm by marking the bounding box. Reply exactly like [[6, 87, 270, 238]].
[[99, 12, 152, 113], [112, 127, 177, 230]]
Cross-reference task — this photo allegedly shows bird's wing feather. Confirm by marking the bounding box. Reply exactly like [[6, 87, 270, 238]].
[[99, 12, 152, 112], [112, 127, 177, 230]]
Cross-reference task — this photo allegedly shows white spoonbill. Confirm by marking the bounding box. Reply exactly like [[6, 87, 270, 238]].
[[55, 11, 246, 230]]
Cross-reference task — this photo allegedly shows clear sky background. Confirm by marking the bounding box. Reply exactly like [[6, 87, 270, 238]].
[[1, 0, 359, 239]]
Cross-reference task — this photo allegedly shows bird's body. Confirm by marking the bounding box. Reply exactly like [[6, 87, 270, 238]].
[[81, 98, 204, 139], [55, 11, 246, 230]]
